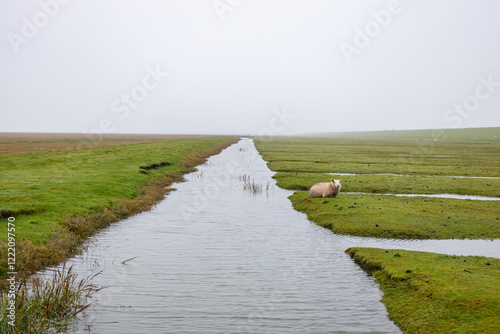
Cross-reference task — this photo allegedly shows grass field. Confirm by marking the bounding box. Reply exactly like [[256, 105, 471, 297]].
[[0, 133, 206, 155], [255, 127, 500, 239], [0, 135, 238, 281], [305, 126, 500, 141], [346, 248, 500, 334]]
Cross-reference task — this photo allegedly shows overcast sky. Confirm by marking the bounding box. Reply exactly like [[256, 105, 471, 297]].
[[1, 0, 499, 136]]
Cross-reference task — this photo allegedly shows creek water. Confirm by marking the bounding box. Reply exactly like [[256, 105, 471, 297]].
[[60, 138, 499, 333]]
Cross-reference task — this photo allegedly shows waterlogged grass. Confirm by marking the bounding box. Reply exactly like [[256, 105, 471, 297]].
[[346, 248, 500, 334], [274, 172, 500, 198], [266, 160, 500, 178], [258, 128, 500, 178], [0, 136, 238, 282], [0, 266, 101, 334], [254, 128, 500, 239]]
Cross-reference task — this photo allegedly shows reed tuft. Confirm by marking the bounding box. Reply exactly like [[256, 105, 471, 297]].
[[1, 265, 102, 333]]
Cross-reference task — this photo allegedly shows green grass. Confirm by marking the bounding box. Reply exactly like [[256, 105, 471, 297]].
[[259, 131, 500, 178], [254, 127, 500, 239], [0, 136, 238, 280], [290, 191, 499, 239], [346, 248, 500, 334], [305, 126, 500, 141]]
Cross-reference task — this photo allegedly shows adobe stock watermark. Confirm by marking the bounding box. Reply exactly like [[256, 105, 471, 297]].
[[98, 264, 132, 306], [78, 65, 168, 149], [7, 0, 72, 54], [230, 244, 337, 333], [339, 0, 411, 63], [213, 0, 243, 21], [409, 74, 499, 157], [442, 74, 499, 128], [257, 106, 296, 141], [178, 158, 247, 222]]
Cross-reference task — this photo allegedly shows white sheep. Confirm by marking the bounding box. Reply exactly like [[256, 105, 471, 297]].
[[308, 179, 342, 198]]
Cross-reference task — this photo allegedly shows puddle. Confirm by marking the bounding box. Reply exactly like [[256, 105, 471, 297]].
[[344, 192, 500, 201], [329, 172, 500, 180]]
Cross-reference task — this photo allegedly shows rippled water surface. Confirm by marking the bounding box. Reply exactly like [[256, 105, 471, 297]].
[[61, 139, 499, 333]]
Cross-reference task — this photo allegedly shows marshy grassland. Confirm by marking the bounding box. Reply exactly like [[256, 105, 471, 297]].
[[255, 127, 500, 333], [0, 135, 238, 284], [255, 127, 500, 239]]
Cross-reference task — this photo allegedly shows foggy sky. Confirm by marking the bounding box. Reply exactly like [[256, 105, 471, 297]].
[[1, 0, 500, 136]]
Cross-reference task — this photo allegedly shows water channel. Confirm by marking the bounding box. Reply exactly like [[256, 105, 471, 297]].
[[59, 138, 498, 333]]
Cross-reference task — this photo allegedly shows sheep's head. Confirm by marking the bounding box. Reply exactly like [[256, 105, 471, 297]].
[[331, 179, 342, 188]]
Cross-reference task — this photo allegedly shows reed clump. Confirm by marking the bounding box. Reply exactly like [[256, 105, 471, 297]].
[[265, 181, 275, 196], [238, 174, 250, 183], [0, 265, 102, 333], [239, 175, 276, 195], [240, 175, 263, 194]]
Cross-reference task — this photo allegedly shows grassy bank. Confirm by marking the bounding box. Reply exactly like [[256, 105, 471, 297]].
[[346, 248, 500, 333], [290, 191, 499, 239], [0, 136, 238, 283], [254, 127, 500, 239]]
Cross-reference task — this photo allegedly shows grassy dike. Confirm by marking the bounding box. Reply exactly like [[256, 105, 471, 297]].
[[0, 136, 238, 285], [346, 248, 500, 333]]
